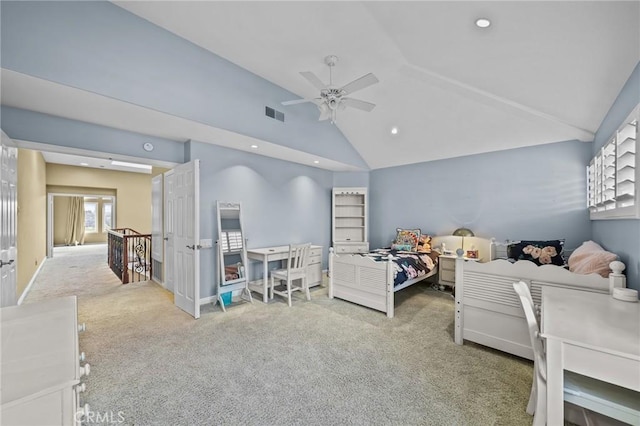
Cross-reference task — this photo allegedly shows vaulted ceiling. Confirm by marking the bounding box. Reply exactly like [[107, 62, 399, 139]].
[[2, 2, 639, 171], [115, 1, 640, 169]]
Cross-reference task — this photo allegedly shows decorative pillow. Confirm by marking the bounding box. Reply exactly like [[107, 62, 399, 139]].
[[391, 243, 414, 251], [507, 240, 564, 266], [394, 228, 421, 251], [568, 241, 618, 278], [417, 234, 432, 253]]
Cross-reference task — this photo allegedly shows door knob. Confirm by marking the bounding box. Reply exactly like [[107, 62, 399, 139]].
[[163, 237, 169, 241], [186, 245, 195, 250], [0, 259, 14, 267]]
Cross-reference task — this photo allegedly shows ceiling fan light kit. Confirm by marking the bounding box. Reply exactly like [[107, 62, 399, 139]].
[[282, 54, 378, 124]]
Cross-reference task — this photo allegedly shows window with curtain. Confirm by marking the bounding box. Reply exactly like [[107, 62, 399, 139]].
[[65, 196, 85, 245], [588, 104, 638, 220]]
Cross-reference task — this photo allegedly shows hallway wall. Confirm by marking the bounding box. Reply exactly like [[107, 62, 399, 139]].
[[46, 164, 158, 234], [52, 195, 116, 245], [17, 148, 47, 296]]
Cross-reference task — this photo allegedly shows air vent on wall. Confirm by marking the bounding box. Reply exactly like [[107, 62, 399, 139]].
[[265, 106, 285, 122]]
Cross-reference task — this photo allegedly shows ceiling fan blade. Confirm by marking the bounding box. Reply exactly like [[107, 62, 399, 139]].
[[342, 98, 376, 112], [340, 73, 379, 95], [300, 71, 326, 91], [281, 99, 315, 106]]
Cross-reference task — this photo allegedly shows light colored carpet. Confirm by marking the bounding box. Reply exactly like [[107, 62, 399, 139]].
[[25, 247, 535, 425]]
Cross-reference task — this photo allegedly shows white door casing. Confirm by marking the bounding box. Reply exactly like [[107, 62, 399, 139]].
[[168, 160, 200, 319], [47, 194, 53, 258], [163, 170, 175, 293], [0, 130, 18, 307], [151, 174, 163, 264]]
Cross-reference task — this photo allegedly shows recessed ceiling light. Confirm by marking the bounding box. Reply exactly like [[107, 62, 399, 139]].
[[390, 127, 399, 135], [313, 160, 320, 164], [80, 162, 89, 166], [250, 144, 258, 149], [475, 18, 491, 28]]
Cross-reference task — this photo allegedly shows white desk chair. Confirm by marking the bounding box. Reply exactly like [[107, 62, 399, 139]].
[[270, 243, 311, 307], [513, 281, 640, 426]]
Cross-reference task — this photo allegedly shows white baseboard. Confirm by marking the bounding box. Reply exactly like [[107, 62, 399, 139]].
[[17, 256, 47, 305], [199, 295, 218, 305]]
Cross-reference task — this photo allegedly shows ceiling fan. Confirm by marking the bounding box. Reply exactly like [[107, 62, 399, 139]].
[[281, 55, 379, 123]]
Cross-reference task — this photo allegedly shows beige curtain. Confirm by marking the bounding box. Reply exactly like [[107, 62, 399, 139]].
[[64, 196, 85, 246]]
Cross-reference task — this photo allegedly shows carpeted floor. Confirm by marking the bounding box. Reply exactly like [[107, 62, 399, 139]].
[[25, 245, 535, 425]]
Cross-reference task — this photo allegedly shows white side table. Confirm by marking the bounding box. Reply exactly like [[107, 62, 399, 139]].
[[438, 254, 478, 289]]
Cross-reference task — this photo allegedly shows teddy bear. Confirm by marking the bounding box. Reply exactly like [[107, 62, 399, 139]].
[[417, 235, 432, 253]]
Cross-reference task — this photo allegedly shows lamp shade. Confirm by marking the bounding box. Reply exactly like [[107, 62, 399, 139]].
[[452, 227, 475, 237]]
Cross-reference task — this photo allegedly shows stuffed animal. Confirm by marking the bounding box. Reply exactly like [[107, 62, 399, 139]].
[[417, 235, 432, 253]]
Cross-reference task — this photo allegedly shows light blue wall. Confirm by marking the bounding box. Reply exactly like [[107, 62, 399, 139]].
[[186, 141, 333, 298], [369, 140, 593, 253], [333, 172, 370, 188], [0, 1, 367, 170], [592, 62, 640, 291], [0, 107, 185, 163]]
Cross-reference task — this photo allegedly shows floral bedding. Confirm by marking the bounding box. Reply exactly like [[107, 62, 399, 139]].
[[363, 249, 439, 287]]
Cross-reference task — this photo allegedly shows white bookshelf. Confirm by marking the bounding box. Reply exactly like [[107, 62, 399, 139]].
[[332, 187, 369, 254]]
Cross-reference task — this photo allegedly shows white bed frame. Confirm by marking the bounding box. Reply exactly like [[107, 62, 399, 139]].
[[454, 258, 627, 360], [328, 236, 494, 318]]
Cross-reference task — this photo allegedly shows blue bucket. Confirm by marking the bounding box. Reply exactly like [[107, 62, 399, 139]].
[[221, 292, 232, 306]]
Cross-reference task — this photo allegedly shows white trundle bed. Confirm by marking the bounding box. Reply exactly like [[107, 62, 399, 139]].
[[329, 236, 494, 318], [454, 257, 627, 360]]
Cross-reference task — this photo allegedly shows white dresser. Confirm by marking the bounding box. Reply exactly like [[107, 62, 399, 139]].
[[1, 296, 90, 425], [307, 245, 323, 287]]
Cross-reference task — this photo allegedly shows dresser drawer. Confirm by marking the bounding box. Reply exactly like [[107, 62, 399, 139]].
[[308, 254, 321, 266], [440, 269, 455, 283], [334, 243, 369, 254], [439, 257, 455, 272], [309, 247, 322, 258]]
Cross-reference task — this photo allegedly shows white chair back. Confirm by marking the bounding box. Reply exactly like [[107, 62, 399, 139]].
[[287, 243, 310, 272], [513, 281, 546, 381]]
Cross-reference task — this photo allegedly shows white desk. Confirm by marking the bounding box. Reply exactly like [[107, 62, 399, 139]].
[[247, 245, 323, 303], [541, 287, 640, 424]]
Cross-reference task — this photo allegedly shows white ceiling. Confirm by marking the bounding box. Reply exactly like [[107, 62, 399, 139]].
[[3, 2, 639, 171], [114, 1, 640, 169]]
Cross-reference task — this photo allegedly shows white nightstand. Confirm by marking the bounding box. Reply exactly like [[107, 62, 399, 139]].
[[438, 254, 479, 288]]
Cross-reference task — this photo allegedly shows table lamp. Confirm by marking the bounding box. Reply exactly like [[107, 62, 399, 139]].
[[453, 227, 474, 257]]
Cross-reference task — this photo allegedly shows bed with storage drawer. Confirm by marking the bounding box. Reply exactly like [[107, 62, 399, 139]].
[[329, 235, 494, 318]]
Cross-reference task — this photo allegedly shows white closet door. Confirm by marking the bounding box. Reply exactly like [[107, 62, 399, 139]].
[[171, 160, 200, 319], [163, 170, 175, 293]]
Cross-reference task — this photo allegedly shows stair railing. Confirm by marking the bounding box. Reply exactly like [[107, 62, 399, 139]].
[[107, 228, 152, 284]]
